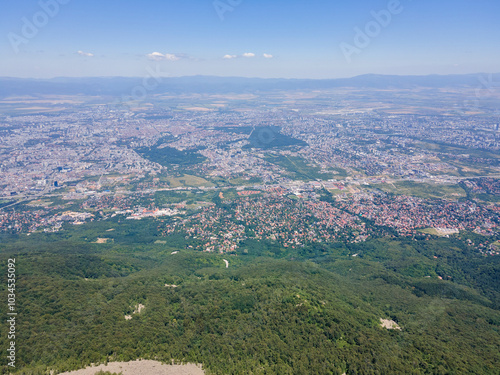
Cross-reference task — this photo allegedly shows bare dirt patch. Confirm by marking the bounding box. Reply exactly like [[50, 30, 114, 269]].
[[56, 359, 204, 375], [380, 318, 402, 330], [125, 303, 145, 320], [93, 238, 111, 244]]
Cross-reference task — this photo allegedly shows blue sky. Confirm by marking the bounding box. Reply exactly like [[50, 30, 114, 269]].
[[1, 0, 499, 78]]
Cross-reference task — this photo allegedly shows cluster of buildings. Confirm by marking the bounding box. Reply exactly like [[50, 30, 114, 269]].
[[336, 193, 498, 236], [462, 178, 500, 196], [2, 105, 499, 198], [1, 101, 499, 255], [159, 192, 372, 253]]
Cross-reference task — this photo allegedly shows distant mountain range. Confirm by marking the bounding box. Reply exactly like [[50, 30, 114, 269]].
[[1, 73, 499, 97]]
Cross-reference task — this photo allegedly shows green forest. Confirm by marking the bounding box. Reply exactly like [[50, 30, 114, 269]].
[[135, 145, 206, 167], [0, 220, 499, 374]]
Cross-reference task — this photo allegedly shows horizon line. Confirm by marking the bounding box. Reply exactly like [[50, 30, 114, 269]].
[[1, 72, 499, 81]]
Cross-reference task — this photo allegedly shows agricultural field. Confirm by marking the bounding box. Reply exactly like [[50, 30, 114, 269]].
[[372, 181, 467, 200]]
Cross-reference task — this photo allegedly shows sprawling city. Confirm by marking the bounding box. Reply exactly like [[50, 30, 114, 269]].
[[2, 87, 500, 253]]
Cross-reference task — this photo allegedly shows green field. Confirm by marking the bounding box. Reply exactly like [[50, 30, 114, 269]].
[[373, 181, 467, 199], [228, 176, 263, 186], [164, 174, 214, 188], [264, 154, 337, 181], [0, 200, 15, 209], [418, 228, 441, 236]]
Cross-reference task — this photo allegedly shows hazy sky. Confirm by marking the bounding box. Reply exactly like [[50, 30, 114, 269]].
[[1, 0, 499, 78]]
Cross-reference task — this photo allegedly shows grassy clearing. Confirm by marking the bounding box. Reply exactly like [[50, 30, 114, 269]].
[[164, 174, 214, 188], [327, 189, 345, 195], [374, 181, 466, 199], [264, 154, 335, 181], [228, 176, 263, 186], [418, 228, 441, 236]]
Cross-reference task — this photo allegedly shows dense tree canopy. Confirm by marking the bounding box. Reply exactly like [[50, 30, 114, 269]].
[[0, 224, 499, 374]]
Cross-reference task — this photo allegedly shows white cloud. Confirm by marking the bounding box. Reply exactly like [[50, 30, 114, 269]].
[[77, 50, 94, 57], [146, 52, 181, 61], [147, 52, 164, 60], [164, 53, 180, 61], [223, 52, 270, 60]]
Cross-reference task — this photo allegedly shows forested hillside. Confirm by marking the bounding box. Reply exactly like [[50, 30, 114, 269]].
[[1, 222, 499, 374]]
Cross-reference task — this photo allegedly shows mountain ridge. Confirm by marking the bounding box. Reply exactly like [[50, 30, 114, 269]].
[[1, 73, 499, 96]]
